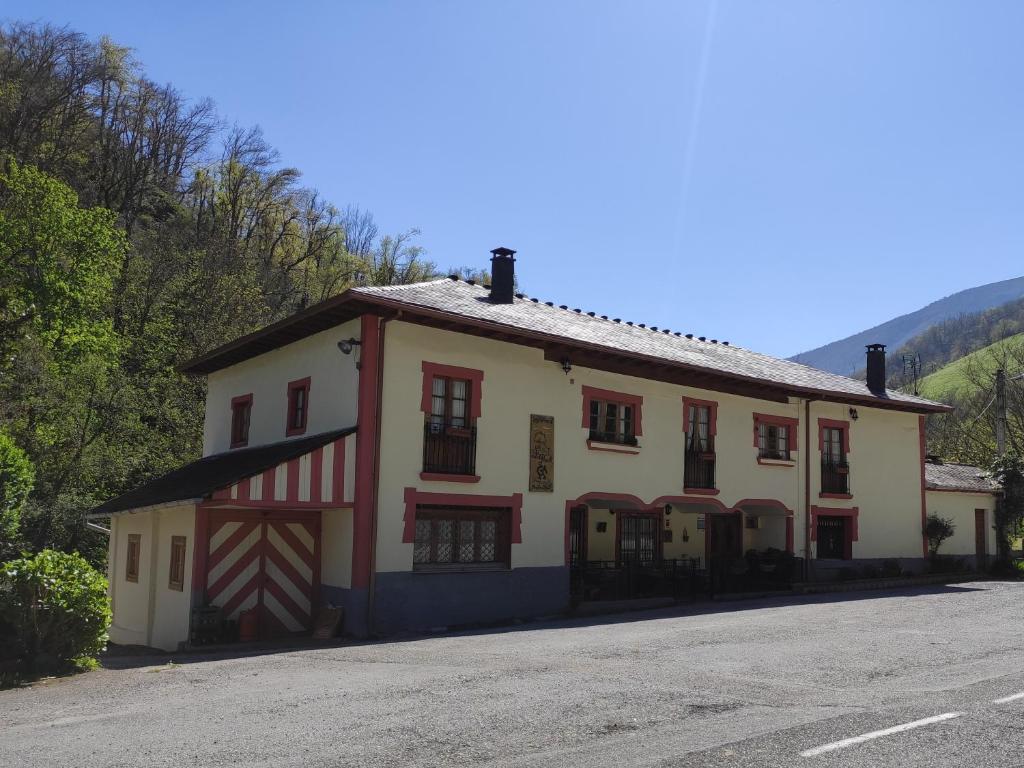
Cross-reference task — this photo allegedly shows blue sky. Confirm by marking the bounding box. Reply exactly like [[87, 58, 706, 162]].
[[7, 1, 1024, 357]]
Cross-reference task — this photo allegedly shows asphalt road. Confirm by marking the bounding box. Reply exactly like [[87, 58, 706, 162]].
[[3, 581, 1024, 767]]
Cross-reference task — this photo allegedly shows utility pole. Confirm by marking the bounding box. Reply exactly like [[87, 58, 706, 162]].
[[995, 369, 1007, 457]]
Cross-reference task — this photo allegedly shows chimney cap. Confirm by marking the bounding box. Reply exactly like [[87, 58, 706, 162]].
[[866, 343, 886, 352], [491, 246, 516, 258]]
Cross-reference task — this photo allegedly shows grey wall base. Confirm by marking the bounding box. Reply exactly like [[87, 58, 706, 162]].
[[372, 566, 570, 636], [320, 585, 369, 637], [809, 556, 986, 582]]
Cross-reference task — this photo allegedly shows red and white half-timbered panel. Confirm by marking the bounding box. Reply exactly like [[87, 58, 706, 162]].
[[212, 431, 355, 508], [200, 511, 321, 637]]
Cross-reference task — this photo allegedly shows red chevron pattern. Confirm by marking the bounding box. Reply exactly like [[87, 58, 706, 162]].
[[204, 512, 320, 638]]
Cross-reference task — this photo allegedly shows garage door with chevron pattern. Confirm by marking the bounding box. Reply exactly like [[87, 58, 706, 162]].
[[204, 511, 321, 638]]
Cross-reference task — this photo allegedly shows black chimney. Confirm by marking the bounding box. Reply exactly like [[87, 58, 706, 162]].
[[866, 344, 887, 393], [489, 247, 516, 304]]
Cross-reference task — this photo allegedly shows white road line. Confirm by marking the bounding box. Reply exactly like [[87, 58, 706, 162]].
[[800, 712, 962, 758], [993, 692, 1024, 705]]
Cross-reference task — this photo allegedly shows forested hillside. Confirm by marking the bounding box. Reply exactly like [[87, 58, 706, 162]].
[[0, 22, 463, 565], [790, 276, 1024, 375], [881, 297, 1024, 467], [879, 295, 1024, 389], [918, 334, 1024, 401]]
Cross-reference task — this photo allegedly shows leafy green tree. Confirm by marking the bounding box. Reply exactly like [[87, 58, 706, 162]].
[[923, 513, 956, 559], [991, 454, 1024, 559], [0, 549, 110, 681], [0, 159, 125, 363], [0, 430, 33, 559]]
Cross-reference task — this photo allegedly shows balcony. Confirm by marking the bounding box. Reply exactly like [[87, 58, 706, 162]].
[[821, 459, 850, 495], [423, 423, 477, 477], [684, 447, 716, 492]]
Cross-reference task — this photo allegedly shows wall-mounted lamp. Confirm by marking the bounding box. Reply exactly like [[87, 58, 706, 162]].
[[663, 504, 672, 516], [337, 338, 361, 355], [560, 358, 572, 375], [849, 407, 859, 421], [337, 338, 362, 369], [682, 527, 690, 543]]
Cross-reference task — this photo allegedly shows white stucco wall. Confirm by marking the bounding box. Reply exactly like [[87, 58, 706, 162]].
[[202, 319, 361, 455], [322, 507, 354, 590], [108, 503, 196, 651], [373, 320, 931, 573], [924, 489, 998, 558]]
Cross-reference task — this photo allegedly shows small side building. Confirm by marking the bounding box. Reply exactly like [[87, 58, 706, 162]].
[[923, 458, 1000, 568]]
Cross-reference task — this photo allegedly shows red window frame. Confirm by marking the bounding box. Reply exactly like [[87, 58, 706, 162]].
[[753, 413, 799, 462], [230, 394, 253, 448], [810, 505, 859, 560], [817, 418, 851, 455], [429, 375, 473, 432], [682, 397, 717, 452], [411, 505, 511, 570], [286, 377, 311, 436], [582, 386, 644, 445], [420, 361, 484, 422]]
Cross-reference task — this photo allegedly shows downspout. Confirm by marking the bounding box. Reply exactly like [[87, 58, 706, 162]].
[[804, 397, 815, 580], [366, 310, 398, 635]]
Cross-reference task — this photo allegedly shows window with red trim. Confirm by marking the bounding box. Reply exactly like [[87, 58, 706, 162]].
[[588, 398, 637, 445], [816, 515, 850, 559], [420, 362, 484, 477], [819, 419, 850, 495], [683, 397, 717, 491], [429, 375, 471, 430], [412, 505, 510, 570], [286, 378, 310, 436], [582, 386, 643, 446], [230, 394, 252, 448], [753, 414, 798, 462]]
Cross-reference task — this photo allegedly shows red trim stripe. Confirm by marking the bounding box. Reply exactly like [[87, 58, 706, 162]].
[[265, 540, 312, 590], [332, 438, 345, 504], [207, 543, 261, 601], [310, 447, 323, 504], [207, 522, 259, 572], [286, 459, 300, 503], [220, 572, 262, 617], [264, 578, 311, 627], [270, 521, 314, 564], [262, 467, 276, 502]]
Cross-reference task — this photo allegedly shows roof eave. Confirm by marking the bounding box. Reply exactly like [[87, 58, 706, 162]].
[[177, 286, 953, 414]]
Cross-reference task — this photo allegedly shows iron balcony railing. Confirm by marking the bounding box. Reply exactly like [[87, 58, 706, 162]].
[[821, 459, 850, 494], [423, 423, 477, 475], [684, 445, 716, 490]]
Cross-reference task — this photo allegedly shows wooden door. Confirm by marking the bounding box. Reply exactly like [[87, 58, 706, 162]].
[[975, 509, 987, 567], [707, 513, 742, 561], [203, 511, 321, 638]]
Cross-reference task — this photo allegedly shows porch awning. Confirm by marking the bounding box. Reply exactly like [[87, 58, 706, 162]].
[[91, 427, 356, 516]]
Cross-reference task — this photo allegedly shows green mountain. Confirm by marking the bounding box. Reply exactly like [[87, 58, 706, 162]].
[[918, 333, 1024, 401]]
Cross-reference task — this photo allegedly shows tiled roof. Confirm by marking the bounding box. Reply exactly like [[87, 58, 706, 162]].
[[91, 428, 355, 515], [349, 278, 948, 411], [924, 461, 999, 494]]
